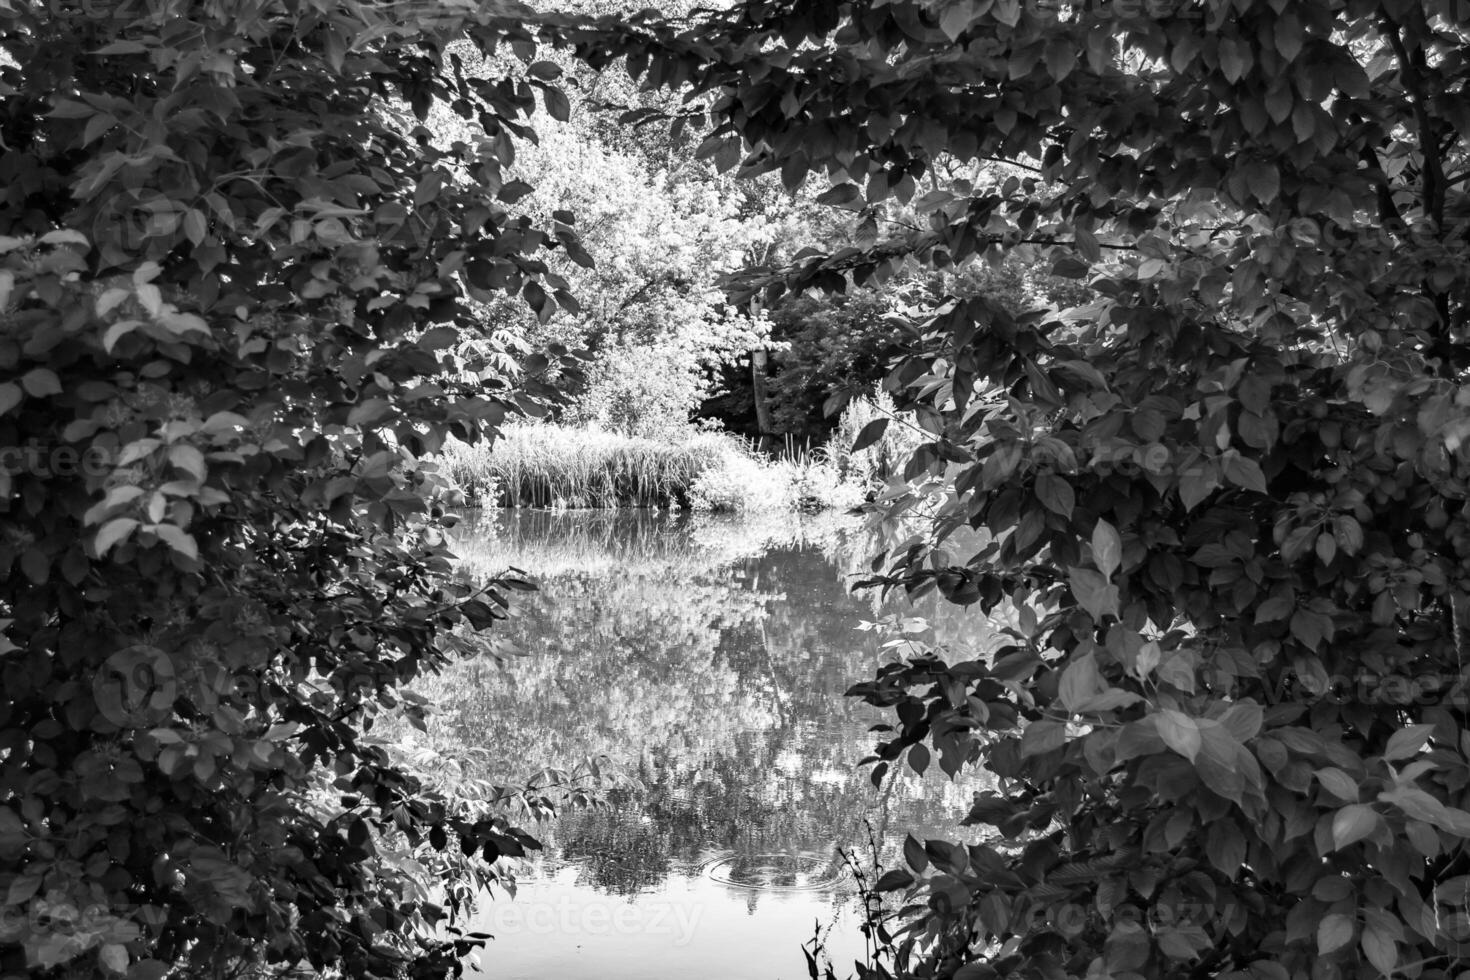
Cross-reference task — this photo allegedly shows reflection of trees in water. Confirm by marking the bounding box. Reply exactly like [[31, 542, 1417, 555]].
[[410, 568, 776, 782], [559, 811, 673, 896], [391, 513, 1000, 895]]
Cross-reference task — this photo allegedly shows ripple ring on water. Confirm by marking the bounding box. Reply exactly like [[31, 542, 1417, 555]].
[[697, 851, 848, 891]]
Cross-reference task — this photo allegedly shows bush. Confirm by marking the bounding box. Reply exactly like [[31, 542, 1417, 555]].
[[830, 387, 930, 487], [687, 449, 794, 512], [0, 5, 583, 978]]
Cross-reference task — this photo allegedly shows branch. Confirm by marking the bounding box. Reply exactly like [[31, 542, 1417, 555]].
[[1381, 13, 1446, 224], [1359, 144, 1406, 229], [1381, 10, 1454, 368]]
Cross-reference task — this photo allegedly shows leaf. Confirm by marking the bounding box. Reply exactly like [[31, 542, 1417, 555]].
[[1314, 767, 1360, 802], [1218, 37, 1252, 82], [1377, 786, 1470, 834], [1221, 452, 1267, 493], [1058, 653, 1103, 712], [1020, 719, 1066, 758], [1035, 473, 1074, 517], [851, 417, 889, 452], [1044, 39, 1076, 81], [348, 398, 394, 428], [1155, 709, 1202, 762], [150, 524, 199, 561], [1073, 225, 1100, 263], [904, 833, 928, 873], [96, 286, 130, 317], [1254, 595, 1294, 623], [103, 319, 144, 351], [814, 183, 861, 207], [1134, 640, 1160, 678], [5, 873, 41, 905], [543, 86, 571, 122], [1178, 465, 1218, 511], [938, 0, 971, 41], [1264, 84, 1293, 124], [1156, 649, 1196, 693], [414, 171, 444, 207], [1204, 820, 1246, 876], [1361, 922, 1398, 976], [908, 742, 930, 775], [0, 382, 20, 417], [99, 943, 129, 973], [1245, 160, 1279, 205], [1219, 701, 1263, 741], [1092, 519, 1122, 577], [183, 208, 207, 245], [1275, 14, 1304, 61], [1068, 567, 1119, 620], [94, 39, 149, 55], [1383, 724, 1435, 761], [1317, 912, 1354, 953], [39, 228, 88, 247], [1075, 688, 1142, 712], [875, 868, 915, 891], [20, 368, 61, 397], [95, 518, 139, 557], [1330, 803, 1381, 850], [83, 112, 118, 145], [167, 444, 206, 481]]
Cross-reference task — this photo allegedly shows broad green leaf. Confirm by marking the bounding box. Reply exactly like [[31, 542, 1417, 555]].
[[1330, 804, 1381, 851], [95, 518, 139, 557], [1020, 719, 1066, 758], [20, 368, 61, 397], [1314, 767, 1359, 803], [1317, 912, 1354, 953], [1155, 710, 1201, 763], [851, 417, 889, 452], [1383, 724, 1436, 761], [1091, 519, 1122, 577], [1058, 653, 1102, 712], [1067, 567, 1119, 620], [1036, 473, 1074, 517]]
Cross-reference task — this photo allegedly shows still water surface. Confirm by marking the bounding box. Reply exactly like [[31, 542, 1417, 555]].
[[422, 509, 999, 980]]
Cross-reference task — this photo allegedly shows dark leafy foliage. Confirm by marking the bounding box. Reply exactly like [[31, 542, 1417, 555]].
[[534, 1, 1470, 978], [0, 1, 589, 976], [9, 0, 1470, 978], [707, 260, 1092, 442]]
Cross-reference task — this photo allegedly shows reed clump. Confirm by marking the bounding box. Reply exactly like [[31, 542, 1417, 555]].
[[438, 423, 745, 509], [437, 388, 908, 513]]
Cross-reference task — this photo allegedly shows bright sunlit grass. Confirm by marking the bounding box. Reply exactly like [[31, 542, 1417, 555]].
[[435, 420, 870, 512]]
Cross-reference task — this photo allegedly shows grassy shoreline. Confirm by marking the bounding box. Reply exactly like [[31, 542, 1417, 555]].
[[434, 421, 875, 513]]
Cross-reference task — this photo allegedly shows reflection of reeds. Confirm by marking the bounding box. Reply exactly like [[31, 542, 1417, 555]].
[[449, 507, 890, 582], [436, 423, 743, 508]]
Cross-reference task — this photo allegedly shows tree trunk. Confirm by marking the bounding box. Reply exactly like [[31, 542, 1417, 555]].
[[751, 347, 773, 449]]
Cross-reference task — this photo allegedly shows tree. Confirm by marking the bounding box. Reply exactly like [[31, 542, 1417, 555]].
[[538, 2, 1470, 979], [708, 256, 1092, 441], [0, 2, 591, 977]]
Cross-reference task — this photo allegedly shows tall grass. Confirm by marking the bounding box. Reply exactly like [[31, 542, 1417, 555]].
[[437, 388, 918, 513], [438, 423, 737, 508]]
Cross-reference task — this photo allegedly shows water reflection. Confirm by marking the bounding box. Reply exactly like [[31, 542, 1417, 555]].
[[407, 509, 999, 979]]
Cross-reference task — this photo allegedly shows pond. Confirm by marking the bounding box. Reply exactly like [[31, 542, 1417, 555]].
[[408, 508, 1001, 980]]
